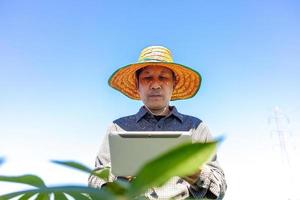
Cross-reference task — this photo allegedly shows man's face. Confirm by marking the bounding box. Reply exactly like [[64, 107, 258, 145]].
[[137, 65, 175, 110]]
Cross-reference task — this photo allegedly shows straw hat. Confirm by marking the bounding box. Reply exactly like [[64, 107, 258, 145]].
[[108, 46, 202, 100]]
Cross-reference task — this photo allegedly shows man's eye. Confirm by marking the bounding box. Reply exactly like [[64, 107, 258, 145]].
[[143, 77, 152, 80], [159, 76, 168, 80]]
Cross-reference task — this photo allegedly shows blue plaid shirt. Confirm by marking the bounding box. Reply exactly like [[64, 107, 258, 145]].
[[114, 106, 202, 132], [89, 106, 227, 199]]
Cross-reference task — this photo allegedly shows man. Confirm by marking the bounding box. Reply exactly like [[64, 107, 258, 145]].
[[88, 46, 227, 199]]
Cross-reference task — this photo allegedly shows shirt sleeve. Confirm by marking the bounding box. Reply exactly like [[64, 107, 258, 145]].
[[88, 123, 118, 188], [188, 122, 227, 199]]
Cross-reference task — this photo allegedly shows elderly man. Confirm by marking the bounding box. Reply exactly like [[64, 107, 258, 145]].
[[88, 46, 227, 199]]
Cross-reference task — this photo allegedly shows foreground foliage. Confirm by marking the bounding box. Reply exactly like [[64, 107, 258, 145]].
[[0, 140, 220, 200]]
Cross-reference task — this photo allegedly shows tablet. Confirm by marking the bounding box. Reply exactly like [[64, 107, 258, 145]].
[[108, 131, 192, 176]]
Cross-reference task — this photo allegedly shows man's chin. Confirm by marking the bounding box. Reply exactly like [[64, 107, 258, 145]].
[[146, 103, 167, 110]]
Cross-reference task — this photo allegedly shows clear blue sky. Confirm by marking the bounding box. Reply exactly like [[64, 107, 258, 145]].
[[1, 1, 300, 199]]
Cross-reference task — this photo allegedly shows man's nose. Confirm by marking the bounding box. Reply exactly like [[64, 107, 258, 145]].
[[151, 80, 162, 90]]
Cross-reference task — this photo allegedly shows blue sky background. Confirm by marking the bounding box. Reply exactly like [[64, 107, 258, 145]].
[[1, 0, 300, 199]]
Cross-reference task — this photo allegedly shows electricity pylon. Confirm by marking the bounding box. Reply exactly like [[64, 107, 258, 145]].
[[268, 106, 295, 200], [268, 106, 291, 165]]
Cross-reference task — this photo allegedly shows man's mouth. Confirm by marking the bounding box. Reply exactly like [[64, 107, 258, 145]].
[[149, 94, 162, 98]]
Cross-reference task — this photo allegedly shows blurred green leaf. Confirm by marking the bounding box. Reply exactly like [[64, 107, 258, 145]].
[[67, 192, 91, 200], [35, 193, 50, 200], [53, 192, 69, 200], [127, 140, 219, 197], [92, 168, 110, 181], [0, 174, 46, 188], [51, 160, 92, 174], [19, 192, 37, 200], [52, 160, 110, 181], [0, 186, 115, 200], [103, 179, 130, 195]]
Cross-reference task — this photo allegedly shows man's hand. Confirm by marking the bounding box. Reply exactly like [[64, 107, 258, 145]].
[[117, 176, 134, 182], [124, 176, 134, 181], [182, 168, 201, 185]]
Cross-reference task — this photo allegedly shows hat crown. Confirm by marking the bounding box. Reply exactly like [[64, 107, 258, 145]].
[[138, 46, 173, 63]]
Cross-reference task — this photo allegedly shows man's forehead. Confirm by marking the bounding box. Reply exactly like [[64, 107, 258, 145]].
[[139, 65, 174, 74]]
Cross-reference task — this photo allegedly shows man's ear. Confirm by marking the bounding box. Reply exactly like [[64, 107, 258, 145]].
[[135, 77, 139, 90], [136, 79, 141, 96], [173, 77, 178, 89]]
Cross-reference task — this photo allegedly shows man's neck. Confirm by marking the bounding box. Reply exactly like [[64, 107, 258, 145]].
[[145, 105, 171, 116]]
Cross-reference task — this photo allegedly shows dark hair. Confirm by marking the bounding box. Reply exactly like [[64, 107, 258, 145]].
[[135, 68, 143, 82]]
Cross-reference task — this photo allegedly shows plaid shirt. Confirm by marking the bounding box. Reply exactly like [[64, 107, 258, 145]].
[[88, 106, 227, 199]]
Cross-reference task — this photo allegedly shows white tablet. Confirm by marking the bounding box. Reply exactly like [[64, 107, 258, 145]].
[[108, 131, 192, 176]]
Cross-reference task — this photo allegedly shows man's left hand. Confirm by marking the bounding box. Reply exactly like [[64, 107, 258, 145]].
[[117, 176, 134, 182], [182, 168, 201, 185]]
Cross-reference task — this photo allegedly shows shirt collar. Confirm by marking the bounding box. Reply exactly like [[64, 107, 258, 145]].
[[135, 105, 184, 123], [135, 106, 148, 122], [168, 106, 184, 123]]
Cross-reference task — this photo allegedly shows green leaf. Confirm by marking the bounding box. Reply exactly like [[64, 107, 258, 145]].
[[92, 167, 110, 181], [0, 185, 115, 200], [19, 192, 37, 200], [103, 179, 130, 195], [127, 140, 219, 197], [53, 192, 69, 200], [66, 192, 91, 200], [51, 160, 92, 174], [0, 174, 46, 188], [35, 193, 50, 200], [52, 160, 110, 181]]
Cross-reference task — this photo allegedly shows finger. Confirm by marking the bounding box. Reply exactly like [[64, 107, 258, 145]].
[[182, 176, 196, 185]]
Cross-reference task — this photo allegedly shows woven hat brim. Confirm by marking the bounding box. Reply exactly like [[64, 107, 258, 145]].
[[108, 62, 202, 100]]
